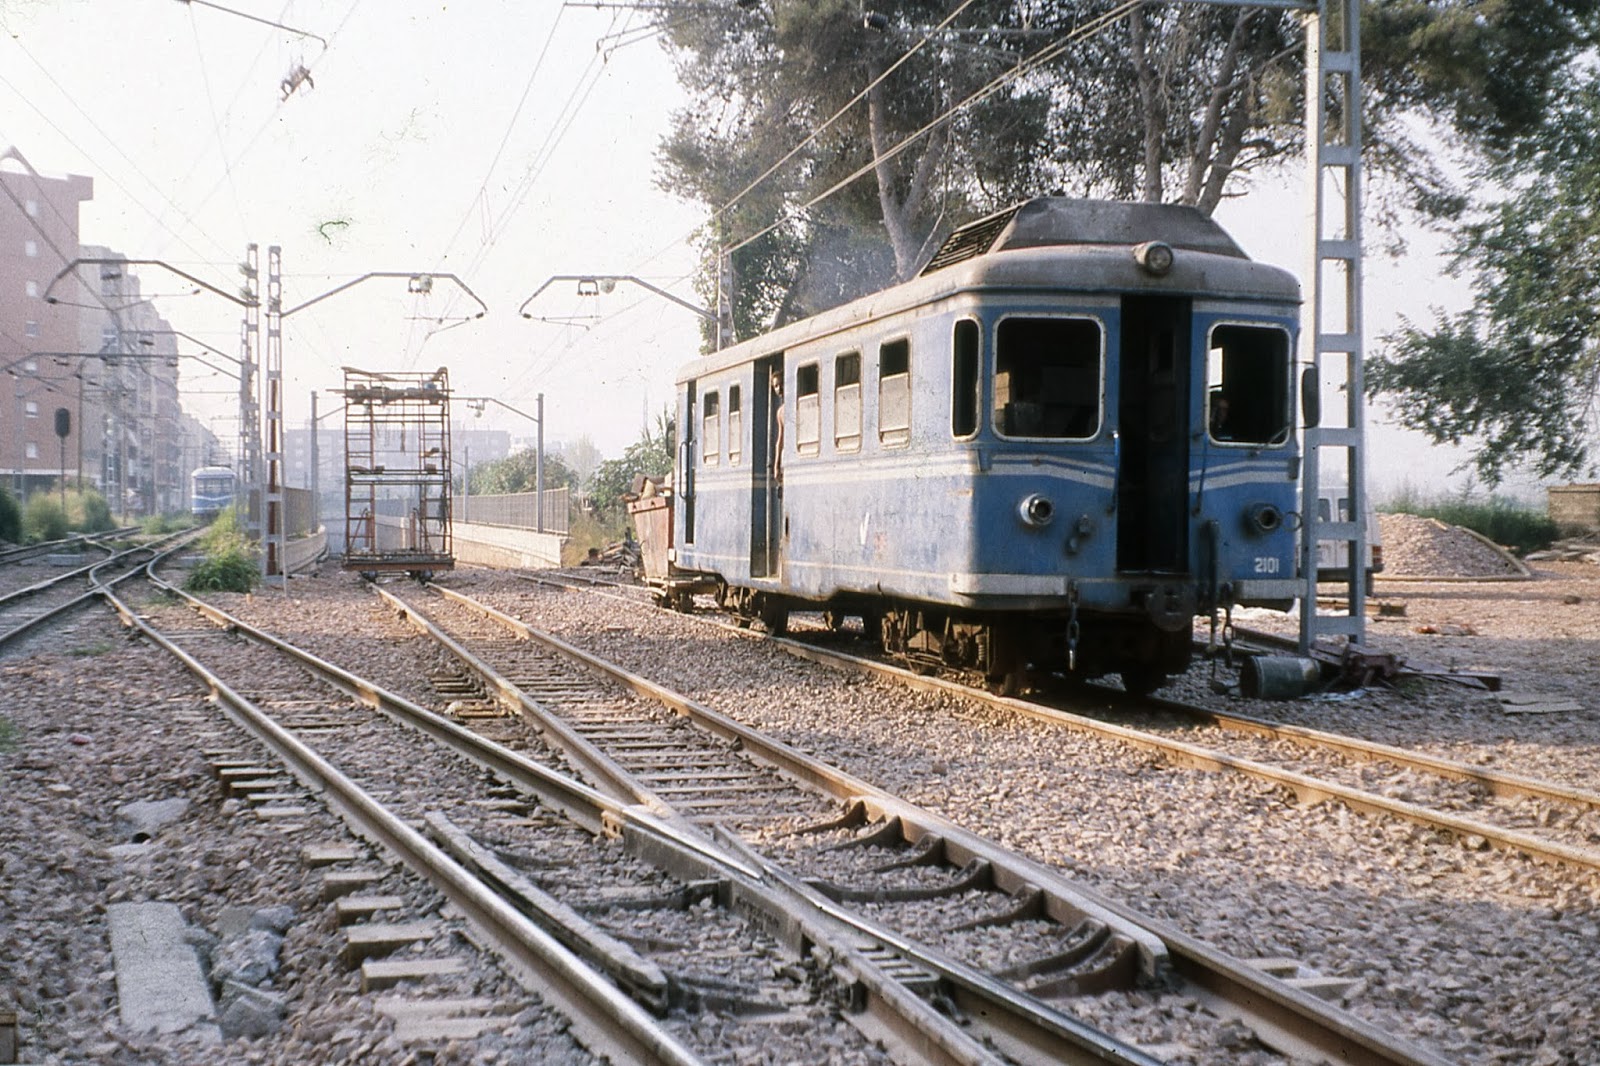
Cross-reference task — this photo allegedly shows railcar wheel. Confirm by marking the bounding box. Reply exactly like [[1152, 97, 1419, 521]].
[[758, 598, 789, 636]]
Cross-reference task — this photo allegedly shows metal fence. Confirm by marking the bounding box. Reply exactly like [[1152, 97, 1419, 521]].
[[457, 486, 570, 535]]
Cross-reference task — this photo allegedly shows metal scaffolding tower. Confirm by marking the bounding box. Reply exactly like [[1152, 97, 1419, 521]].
[[341, 366, 454, 579]]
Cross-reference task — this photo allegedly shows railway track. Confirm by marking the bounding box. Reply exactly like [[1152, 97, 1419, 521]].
[[0, 527, 135, 570], [525, 573, 1600, 879], [370, 577, 1450, 1066], [0, 530, 192, 650], [96, 553, 744, 1064], [117, 551, 1162, 1064]]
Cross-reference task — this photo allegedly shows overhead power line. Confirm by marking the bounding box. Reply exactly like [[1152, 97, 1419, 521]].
[[725, 0, 1146, 257]]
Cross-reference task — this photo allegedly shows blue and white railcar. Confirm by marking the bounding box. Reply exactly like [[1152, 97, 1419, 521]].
[[669, 198, 1304, 693], [190, 465, 237, 520]]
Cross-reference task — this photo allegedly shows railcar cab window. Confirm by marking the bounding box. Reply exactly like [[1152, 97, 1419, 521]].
[[878, 338, 911, 446], [727, 385, 742, 463], [834, 352, 862, 451], [795, 363, 821, 456], [702, 391, 720, 465], [1206, 324, 1291, 446], [952, 319, 979, 438], [993, 317, 1101, 439]]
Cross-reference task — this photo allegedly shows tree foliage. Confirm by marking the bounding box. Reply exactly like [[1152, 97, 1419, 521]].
[[0, 487, 22, 544], [1372, 77, 1600, 484], [590, 412, 675, 520], [467, 448, 579, 497], [655, 1, 1598, 336]]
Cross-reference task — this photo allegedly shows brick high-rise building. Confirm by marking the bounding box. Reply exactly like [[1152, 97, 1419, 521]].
[[1, 147, 93, 499]]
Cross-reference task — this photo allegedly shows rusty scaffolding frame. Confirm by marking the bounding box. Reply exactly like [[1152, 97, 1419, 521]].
[[341, 366, 454, 576]]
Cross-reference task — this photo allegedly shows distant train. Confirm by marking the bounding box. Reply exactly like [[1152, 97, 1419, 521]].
[[190, 465, 237, 520], [648, 197, 1314, 694]]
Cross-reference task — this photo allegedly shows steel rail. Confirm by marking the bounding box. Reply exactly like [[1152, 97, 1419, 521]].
[[0, 531, 192, 648], [146, 574, 1079, 1064], [774, 635, 1600, 877], [0, 526, 134, 567], [143, 563, 1046, 1065], [426, 581, 1452, 1066], [383, 583, 1178, 1066], [116, 556, 706, 1066], [1144, 693, 1600, 812]]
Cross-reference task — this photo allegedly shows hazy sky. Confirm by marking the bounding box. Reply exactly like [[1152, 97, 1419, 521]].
[[0, 0, 1526, 499]]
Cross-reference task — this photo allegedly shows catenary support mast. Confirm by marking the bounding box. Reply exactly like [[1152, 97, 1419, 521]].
[[1299, 0, 1367, 653]]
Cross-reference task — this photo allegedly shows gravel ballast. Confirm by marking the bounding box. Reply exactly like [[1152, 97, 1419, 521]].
[[5, 548, 1599, 1064]]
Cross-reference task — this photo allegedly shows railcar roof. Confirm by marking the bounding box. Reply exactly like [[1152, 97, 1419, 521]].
[[921, 197, 1246, 273], [676, 197, 1298, 383]]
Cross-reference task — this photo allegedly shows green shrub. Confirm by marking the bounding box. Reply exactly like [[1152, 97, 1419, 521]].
[[0, 487, 20, 544], [141, 513, 192, 536], [561, 506, 627, 566], [75, 490, 115, 533], [199, 507, 249, 552], [22, 494, 69, 543], [186, 544, 259, 592], [186, 507, 258, 592]]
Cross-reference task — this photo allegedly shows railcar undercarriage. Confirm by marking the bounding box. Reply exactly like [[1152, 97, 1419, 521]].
[[710, 583, 1193, 696]]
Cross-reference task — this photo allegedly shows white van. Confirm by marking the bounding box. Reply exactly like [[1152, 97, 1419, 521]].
[[1313, 491, 1384, 590]]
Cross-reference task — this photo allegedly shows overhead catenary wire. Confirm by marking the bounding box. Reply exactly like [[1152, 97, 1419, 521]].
[[429, 8, 571, 282], [185, 2, 254, 242], [0, 44, 239, 266], [142, 0, 364, 257], [705, 0, 984, 236], [723, 0, 1147, 258], [415, 20, 620, 360]]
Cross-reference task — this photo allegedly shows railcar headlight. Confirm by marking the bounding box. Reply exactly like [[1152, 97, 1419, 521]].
[[1245, 503, 1283, 536], [1019, 493, 1055, 528], [1134, 240, 1175, 276]]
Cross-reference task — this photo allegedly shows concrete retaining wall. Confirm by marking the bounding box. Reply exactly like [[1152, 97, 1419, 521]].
[[373, 515, 561, 569], [284, 529, 327, 574]]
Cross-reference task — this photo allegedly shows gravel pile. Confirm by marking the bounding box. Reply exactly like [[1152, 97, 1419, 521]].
[[1377, 513, 1524, 578]]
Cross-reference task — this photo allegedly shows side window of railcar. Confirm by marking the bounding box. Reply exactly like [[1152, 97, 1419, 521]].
[[835, 352, 862, 452], [952, 319, 980, 438], [1206, 324, 1291, 445], [993, 317, 1101, 439], [879, 338, 911, 447], [727, 385, 742, 463], [795, 363, 821, 456], [702, 391, 720, 465]]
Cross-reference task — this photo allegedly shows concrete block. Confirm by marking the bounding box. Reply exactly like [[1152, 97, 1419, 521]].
[[302, 844, 361, 867], [360, 957, 465, 992], [321, 869, 383, 901], [334, 895, 405, 926], [106, 902, 220, 1040], [341, 922, 438, 966]]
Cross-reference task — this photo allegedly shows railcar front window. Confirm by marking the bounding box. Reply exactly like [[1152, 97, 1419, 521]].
[[1206, 324, 1291, 445], [835, 353, 861, 451], [879, 339, 911, 446], [728, 385, 742, 463], [702, 391, 720, 465], [796, 363, 821, 456], [993, 317, 1101, 439]]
